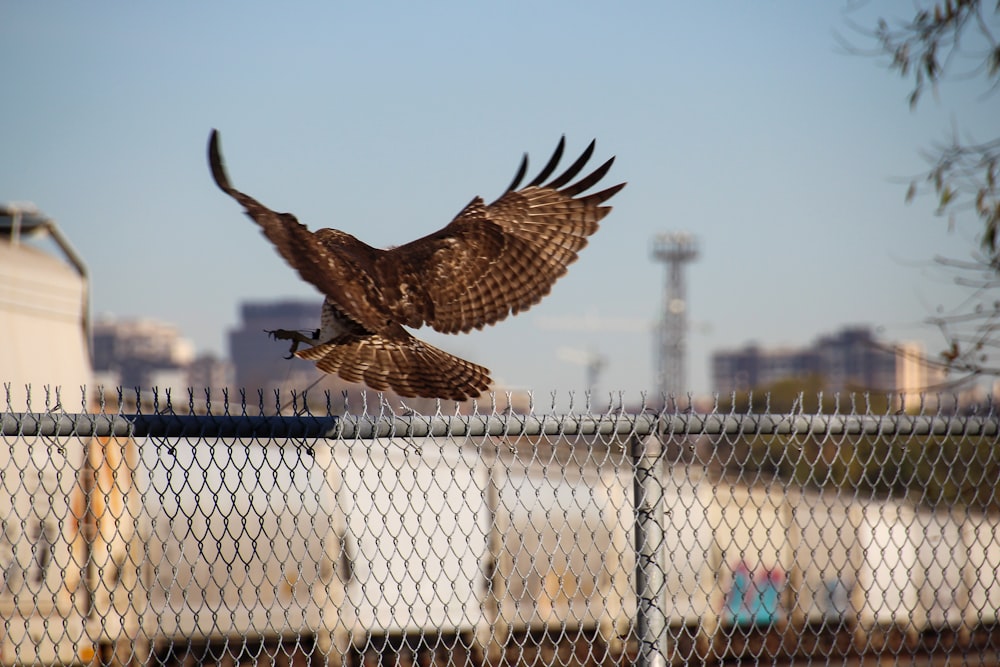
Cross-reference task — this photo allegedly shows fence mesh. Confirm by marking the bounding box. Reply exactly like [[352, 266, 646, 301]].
[[2, 388, 1000, 666]]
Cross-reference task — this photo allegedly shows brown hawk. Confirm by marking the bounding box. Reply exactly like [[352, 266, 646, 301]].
[[208, 130, 624, 400]]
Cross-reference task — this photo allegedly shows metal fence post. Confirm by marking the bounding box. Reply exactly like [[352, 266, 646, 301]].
[[632, 432, 667, 667]]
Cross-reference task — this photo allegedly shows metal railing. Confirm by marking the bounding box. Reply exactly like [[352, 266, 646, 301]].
[[2, 389, 1000, 666]]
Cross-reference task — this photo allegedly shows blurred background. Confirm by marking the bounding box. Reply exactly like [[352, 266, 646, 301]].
[[2, 1, 996, 403]]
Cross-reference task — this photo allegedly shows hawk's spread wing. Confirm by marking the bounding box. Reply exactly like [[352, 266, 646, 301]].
[[375, 137, 625, 334], [208, 130, 392, 334]]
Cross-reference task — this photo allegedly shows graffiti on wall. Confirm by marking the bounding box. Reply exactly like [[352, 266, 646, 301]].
[[723, 561, 786, 626]]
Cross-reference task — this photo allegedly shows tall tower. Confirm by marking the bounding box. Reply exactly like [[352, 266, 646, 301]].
[[651, 232, 699, 400]]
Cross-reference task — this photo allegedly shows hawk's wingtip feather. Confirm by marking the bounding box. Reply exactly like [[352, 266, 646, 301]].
[[207, 129, 232, 193]]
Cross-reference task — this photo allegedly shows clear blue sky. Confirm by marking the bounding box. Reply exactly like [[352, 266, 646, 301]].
[[3, 2, 996, 397]]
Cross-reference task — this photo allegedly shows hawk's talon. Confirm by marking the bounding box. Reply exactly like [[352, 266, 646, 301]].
[[265, 328, 310, 359]]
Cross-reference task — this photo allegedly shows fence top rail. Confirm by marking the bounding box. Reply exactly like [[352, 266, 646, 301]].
[[2, 411, 998, 440]]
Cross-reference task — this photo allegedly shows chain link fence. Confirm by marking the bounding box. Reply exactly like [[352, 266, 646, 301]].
[[2, 388, 1000, 666]]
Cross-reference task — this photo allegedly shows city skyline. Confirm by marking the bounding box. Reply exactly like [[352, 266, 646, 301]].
[[93, 301, 942, 402], [3, 3, 995, 395]]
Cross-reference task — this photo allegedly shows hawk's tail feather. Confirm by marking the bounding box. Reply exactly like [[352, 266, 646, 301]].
[[296, 332, 491, 401]]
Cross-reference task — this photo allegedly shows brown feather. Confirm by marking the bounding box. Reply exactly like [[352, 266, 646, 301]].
[[208, 130, 624, 399]]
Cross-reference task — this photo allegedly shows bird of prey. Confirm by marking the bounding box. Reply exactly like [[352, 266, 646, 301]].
[[208, 130, 624, 400]]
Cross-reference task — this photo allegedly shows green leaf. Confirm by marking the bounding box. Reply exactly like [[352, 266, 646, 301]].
[[939, 185, 954, 208]]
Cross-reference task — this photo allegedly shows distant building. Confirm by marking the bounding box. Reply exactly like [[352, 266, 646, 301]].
[[712, 326, 937, 396], [229, 300, 322, 391], [92, 317, 195, 391], [155, 353, 233, 408], [187, 353, 234, 392]]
